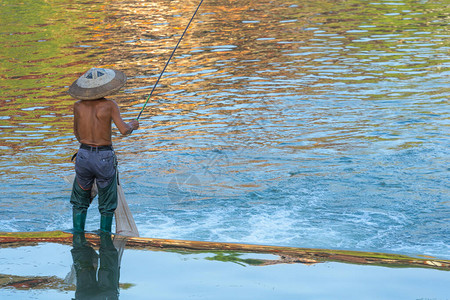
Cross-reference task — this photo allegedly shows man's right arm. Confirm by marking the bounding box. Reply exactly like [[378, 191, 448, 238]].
[[110, 100, 139, 135]]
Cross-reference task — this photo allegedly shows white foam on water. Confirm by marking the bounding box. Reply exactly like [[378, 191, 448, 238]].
[[0, 218, 20, 232]]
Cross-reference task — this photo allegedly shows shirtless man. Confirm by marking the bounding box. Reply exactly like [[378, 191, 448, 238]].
[[73, 99, 138, 146], [68, 67, 139, 232]]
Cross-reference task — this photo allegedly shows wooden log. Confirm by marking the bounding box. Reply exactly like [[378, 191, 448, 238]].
[[1, 231, 449, 271]]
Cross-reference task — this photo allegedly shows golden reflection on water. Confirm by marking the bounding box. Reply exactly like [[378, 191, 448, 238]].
[[0, 0, 448, 177]]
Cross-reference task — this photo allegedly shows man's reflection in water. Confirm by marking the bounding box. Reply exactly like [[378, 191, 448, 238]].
[[71, 232, 120, 300]]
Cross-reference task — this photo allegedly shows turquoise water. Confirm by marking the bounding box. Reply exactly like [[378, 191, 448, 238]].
[[0, 0, 449, 259]]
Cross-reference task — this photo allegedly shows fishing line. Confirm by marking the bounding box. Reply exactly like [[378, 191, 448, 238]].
[[136, 0, 205, 120]]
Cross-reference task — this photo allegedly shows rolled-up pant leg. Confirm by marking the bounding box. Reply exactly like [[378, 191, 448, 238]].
[[71, 148, 95, 214], [98, 173, 118, 217], [94, 149, 117, 217], [70, 179, 91, 215]]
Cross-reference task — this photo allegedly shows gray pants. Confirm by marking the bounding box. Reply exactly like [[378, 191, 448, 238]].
[[70, 147, 118, 217]]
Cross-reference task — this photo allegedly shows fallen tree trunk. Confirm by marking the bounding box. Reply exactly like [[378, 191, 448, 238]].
[[1, 231, 448, 271]]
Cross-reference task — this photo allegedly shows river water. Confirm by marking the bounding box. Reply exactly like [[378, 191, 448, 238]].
[[0, 0, 449, 259]]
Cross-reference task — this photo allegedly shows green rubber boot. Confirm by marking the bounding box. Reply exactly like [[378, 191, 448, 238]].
[[73, 211, 87, 233], [100, 214, 113, 233]]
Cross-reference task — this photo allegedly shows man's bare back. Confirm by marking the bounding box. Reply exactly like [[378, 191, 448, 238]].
[[74, 98, 139, 147]]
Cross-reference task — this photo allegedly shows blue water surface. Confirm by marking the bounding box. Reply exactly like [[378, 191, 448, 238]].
[[0, 0, 449, 259]]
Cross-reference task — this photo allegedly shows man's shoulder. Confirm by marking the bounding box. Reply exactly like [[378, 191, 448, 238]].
[[75, 98, 118, 107], [101, 98, 119, 107], [95, 99, 119, 118]]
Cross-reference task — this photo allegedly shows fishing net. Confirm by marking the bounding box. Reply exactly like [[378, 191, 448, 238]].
[[115, 175, 139, 237]]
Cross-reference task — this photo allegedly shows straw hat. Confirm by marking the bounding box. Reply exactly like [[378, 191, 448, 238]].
[[69, 68, 127, 100]]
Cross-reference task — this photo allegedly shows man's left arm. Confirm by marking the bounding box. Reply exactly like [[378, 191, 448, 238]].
[[73, 103, 81, 142]]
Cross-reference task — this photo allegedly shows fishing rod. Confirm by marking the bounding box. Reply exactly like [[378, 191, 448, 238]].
[[136, 0, 205, 120]]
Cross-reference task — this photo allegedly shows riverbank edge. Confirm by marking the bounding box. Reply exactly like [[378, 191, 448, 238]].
[[1, 230, 448, 271]]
